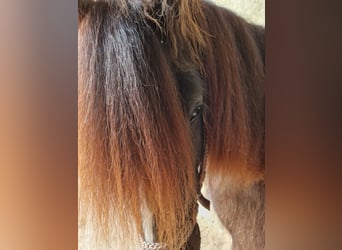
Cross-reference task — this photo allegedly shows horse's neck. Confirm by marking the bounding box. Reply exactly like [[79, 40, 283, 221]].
[[208, 175, 265, 250]]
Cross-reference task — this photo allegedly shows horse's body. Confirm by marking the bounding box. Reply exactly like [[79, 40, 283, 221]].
[[78, 1, 264, 249]]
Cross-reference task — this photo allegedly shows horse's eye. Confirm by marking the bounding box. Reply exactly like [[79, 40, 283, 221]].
[[190, 106, 202, 123]]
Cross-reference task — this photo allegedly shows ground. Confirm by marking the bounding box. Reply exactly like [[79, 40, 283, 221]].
[[197, 199, 233, 250]]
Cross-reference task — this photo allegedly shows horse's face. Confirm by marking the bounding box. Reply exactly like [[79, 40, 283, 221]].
[[138, 70, 205, 248], [78, 2, 206, 248], [177, 71, 205, 172]]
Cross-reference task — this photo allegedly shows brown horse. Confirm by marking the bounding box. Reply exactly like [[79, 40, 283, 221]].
[[78, 1, 264, 249]]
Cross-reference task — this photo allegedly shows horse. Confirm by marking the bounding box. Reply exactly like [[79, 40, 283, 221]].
[[78, 0, 264, 249]]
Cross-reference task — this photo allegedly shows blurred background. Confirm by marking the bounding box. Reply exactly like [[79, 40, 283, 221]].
[[212, 0, 265, 25]]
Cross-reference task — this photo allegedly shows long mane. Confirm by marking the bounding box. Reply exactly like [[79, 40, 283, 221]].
[[78, 0, 264, 248], [79, 2, 197, 248], [199, 4, 265, 185]]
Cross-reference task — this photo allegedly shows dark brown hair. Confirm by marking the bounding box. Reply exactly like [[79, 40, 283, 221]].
[[78, 2, 198, 248], [200, 4, 264, 186]]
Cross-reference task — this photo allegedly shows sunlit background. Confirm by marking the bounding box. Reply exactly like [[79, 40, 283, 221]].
[[212, 0, 264, 25]]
